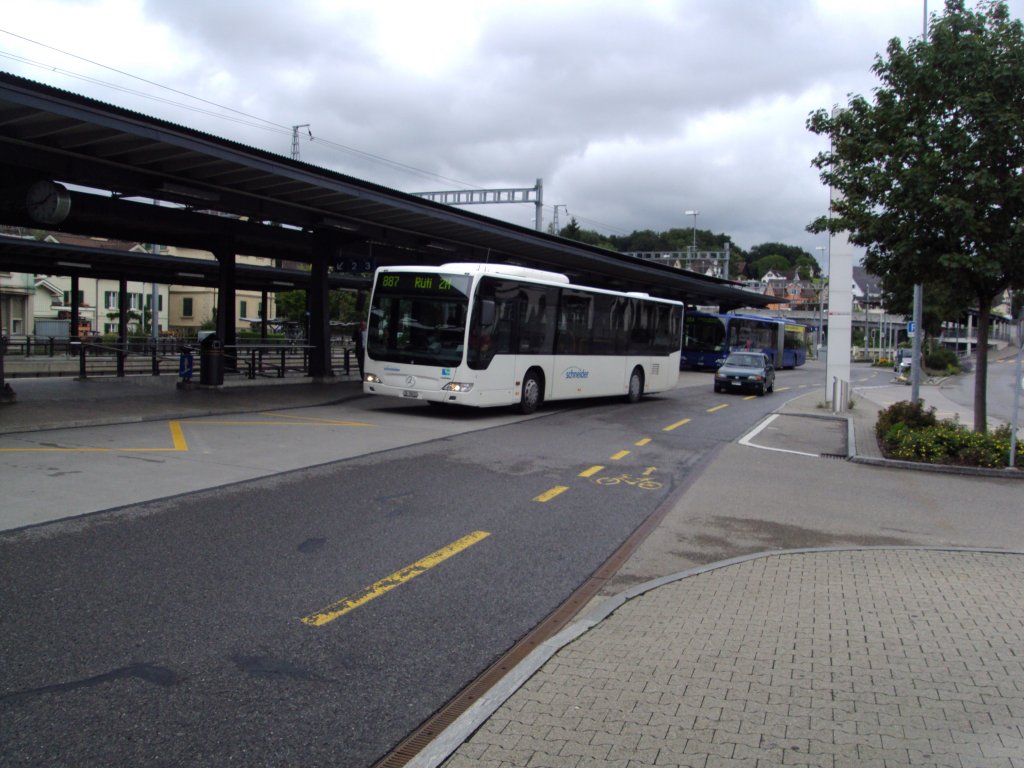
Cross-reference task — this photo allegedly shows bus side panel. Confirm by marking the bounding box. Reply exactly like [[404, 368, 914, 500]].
[[548, 356, 627, 401], [643, 352, 681, 393], [474, 355, 520, 407]]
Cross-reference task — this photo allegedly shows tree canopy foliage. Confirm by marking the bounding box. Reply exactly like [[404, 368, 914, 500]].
[[556, 219, 751, 278], [807, 0, 1024, 432]]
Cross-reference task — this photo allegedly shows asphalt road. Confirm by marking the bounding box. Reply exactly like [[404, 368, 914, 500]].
[[940, 347, 1023, 427], [0, 365, 824, 767]]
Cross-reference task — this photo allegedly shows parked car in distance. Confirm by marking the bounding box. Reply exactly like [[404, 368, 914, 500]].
[[713, 352, 775, 396], [893, 347, 915, 374]]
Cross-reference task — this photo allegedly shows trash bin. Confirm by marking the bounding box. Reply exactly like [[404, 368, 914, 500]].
[[198, 331, 224, 386]]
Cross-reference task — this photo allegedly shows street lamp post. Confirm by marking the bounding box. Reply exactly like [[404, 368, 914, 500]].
[[684, 209, 699, 252]]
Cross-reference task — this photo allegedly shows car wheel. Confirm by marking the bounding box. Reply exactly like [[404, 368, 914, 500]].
[[756, 383, 765, 396]]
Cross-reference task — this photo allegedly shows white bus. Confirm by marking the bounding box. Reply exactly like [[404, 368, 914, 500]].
[[362, 263, 683, 413]]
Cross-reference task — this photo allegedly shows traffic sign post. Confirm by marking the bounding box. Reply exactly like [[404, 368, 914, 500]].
[[1010, 310, 1022, 468]]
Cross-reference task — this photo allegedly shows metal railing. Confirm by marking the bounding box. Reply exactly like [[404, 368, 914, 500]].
[[1, 335, 358, 380]]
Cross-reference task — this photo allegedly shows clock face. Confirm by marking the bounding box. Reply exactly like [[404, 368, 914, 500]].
[[26, 180, 71, 225]]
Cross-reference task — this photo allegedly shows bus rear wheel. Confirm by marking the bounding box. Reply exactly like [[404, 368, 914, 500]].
[[626, 367, 644, 403], [519, 371, 542, 414]]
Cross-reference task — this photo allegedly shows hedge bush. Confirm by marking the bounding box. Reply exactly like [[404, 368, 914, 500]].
[[875, 400, 937, 439], [924, 346, 960, 374], [876, 400, 1015, 469]]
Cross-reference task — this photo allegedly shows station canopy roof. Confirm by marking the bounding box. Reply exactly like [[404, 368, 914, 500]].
[[0, 71, 770, 310]]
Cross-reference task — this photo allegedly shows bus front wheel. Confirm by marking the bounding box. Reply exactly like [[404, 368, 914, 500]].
[[626, 367, 644, 403], [519, 371, 542, 414]]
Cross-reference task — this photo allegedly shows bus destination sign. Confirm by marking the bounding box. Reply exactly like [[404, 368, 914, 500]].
[[378, 273, 470, 297]]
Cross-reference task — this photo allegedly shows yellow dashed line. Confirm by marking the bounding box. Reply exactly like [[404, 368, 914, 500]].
[[301, 531, 490, 626], [707, 404, 729, 413], [579, 466, 604, 478], [663, 418, 691, 432], [635, 438, 652, 447], [534, 486, 569, 502], [609, 450, 630, 461]]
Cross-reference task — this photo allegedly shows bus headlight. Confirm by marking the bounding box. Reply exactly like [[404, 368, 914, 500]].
[[365, 373, 382, 384], [442, 381, 473, 393]]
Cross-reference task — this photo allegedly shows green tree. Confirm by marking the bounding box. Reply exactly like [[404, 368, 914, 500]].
[[274, 288, 362, 323], [793, 255, 820, 280], [274, 290, 306, 322], [807, 0, 1024, 432], [749, 254, 791, 279]]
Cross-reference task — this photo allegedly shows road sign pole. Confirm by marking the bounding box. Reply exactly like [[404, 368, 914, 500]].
[[1010, 309, 1023, 468]]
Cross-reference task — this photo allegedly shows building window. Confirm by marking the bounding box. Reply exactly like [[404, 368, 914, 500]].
[[144, 294, 164, 311], [240, 300, 248, 318], [104, 291, 118, 309], [182, 297, 193, 318], [63, 290, 85, 305]]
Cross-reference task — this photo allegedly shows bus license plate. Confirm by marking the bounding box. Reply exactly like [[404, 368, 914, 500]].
[[402, 390, 419, 398]]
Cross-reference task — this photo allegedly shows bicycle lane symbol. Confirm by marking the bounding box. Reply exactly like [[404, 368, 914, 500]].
[[593, 466, 662, 490]]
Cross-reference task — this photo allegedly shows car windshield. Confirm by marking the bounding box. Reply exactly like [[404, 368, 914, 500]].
[[724, 354, 762, 367]]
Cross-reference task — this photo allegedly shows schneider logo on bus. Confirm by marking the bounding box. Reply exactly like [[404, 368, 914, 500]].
[[563, 367, 590, 380]]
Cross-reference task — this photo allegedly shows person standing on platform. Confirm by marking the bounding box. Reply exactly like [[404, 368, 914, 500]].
[[353, 320, 367, 379]]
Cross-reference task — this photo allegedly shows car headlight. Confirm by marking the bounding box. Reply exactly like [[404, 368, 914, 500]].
[[750, 374, 763, 381], [365, 373, 382, 384], [442, 381, 473, 392]]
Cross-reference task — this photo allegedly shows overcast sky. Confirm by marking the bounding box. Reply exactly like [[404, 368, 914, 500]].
[[3, 0, 1022, 264]]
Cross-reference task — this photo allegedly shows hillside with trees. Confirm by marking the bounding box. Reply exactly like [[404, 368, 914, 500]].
[[553, 217, 820, 281]]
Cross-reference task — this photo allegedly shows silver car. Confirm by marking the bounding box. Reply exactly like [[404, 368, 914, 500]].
[[713, 352, 775, 396]]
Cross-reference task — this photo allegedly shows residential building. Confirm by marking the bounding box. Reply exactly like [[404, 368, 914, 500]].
[[0, 228, 276, 339]]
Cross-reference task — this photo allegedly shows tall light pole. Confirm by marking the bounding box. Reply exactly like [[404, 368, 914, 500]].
[[684, 209, 699, 252], [912, 0, 928, 404]]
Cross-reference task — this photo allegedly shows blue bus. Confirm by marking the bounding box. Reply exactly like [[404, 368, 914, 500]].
[[681, 312, 807, 370]]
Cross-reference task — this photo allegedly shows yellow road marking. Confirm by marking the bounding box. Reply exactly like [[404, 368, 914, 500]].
[[261, 411, 375, 426], [198, 420, 372, 426], [609, 450, 630, 460], [301, 531, 491, 627], [169, 420, 188, 451], [0, 411, 369, 454], [743, 395, 757, 400], [776, 386, 790, 392], [0, 421, 189, 453], [634, 438, 652, 447], [534, 486, 569, 502], [579, 466, 604, 478], [642, 466, 657, 476], [662, 418, 691, 432], [707, 404, 729, 413]]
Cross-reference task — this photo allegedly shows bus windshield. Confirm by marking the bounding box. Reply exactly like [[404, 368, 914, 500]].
[[367, 272, 472, 366]]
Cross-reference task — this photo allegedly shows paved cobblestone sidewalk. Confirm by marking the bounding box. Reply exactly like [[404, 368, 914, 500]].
[[439, 549, 1024, 768]]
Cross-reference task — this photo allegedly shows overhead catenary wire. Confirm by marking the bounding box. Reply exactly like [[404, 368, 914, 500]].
[[0, 28, 629, 237]]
